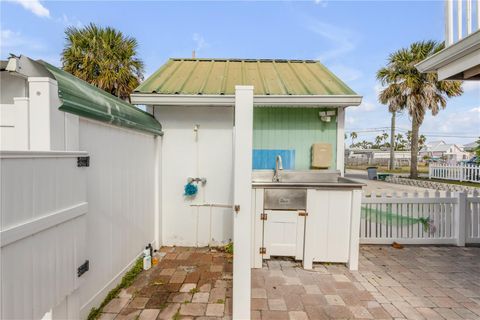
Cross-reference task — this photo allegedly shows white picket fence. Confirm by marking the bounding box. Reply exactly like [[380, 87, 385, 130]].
[[429, 163, 480, 183], [360, 190, 480, 245]]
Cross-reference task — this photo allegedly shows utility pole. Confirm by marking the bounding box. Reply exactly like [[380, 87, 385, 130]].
[[389, 111, 396, 170]]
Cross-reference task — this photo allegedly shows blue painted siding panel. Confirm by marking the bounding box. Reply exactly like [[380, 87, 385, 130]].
[[253, 149, 295, 170]]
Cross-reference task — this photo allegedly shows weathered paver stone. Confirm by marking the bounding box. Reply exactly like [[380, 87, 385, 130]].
[[209, 287, 226, 303], [268, 298, 287, 311], [348, 306, 373, 319], [98, 313, 116, 320], [288, 310, 308, 320], [325, 294, 345, 306], [252, 288, 267, 299], [251, 298, 268, 310], [416, 307, 443, 320], [158, 303, 180, 320], [303, 284, 321, 294], [169, 292, 192, 303], [199, 283, 211, 292], [115, 308, 141, 320], [261, 310, 289, 320], [205, 303, 224, 316], [138, 309, 160, 320], [192, 292, 210, 303], [180, 283, 196, 293], [103, 298, 130, 313], [180, 303, 206, 316], [127, 297, 149, 309]]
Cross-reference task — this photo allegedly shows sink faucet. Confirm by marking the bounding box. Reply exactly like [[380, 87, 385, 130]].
[[273, 155, 283, 182]]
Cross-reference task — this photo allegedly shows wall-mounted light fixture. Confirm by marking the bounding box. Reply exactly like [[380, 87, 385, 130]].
[[319, 110, 336, 122]]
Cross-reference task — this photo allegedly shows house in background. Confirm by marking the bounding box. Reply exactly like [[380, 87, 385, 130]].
[[416, 0, 480, 80], [419, 140, 470, 162]]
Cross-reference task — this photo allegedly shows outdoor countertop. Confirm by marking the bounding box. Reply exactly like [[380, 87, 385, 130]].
[[252, 177, 365, 189]]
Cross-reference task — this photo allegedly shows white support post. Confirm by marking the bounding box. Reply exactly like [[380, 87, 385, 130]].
[[28, 77, 67, 151], [336, 107, 345, 176], [477, 0, 480, 30], [232, 85, 253, 320], [466, 0, 472, 35], [154, 135, 163, 249], [348, 189, 362, 271], [457, 0, 463, 40], [455, 192, 467, 246], [445, 0, 454, 46]]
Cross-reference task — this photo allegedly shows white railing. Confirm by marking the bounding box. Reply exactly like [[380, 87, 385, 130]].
[[429, 163, 480, 183], [360, 190, 480, 245], [445, 0, 480, 46]]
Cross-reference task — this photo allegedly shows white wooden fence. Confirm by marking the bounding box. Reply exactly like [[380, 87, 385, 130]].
[[360, 190, 480, 245], [429, 163, 480, 183]]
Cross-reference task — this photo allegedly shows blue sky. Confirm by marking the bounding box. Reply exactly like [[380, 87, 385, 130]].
[[1, 0, 479, 145]]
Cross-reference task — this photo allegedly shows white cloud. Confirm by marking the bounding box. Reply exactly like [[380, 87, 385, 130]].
[[8, 0, 50, 18], [306, 19, 357, 61], [193, 33, 208, 52], [421, 106, 480, 137]]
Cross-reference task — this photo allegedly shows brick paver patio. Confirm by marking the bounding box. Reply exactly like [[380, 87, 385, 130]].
[[253, 245, 480, 319], [99, 247, 233, 320], [100, 245, 480, 319]]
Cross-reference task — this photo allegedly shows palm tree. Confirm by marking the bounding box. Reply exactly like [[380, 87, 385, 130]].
[[376, 41, 463, 178], [374, 135, 383, 148], [62, 23, 144, 101], [376, 82, 405, 170], [350, 132, 358, 147]]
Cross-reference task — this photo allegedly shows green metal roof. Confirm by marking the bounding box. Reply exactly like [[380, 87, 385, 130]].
[[41, 61, 163, 136], [135, 58, 357, 96]]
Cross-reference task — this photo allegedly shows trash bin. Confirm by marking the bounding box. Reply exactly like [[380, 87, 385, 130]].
[[367, 167, 378, 180]]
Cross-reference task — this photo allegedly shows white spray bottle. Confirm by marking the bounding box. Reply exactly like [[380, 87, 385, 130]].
[[143, 246, 151, 270]]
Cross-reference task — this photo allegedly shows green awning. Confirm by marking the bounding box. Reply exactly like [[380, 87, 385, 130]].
[[41, 61, 163, 136]]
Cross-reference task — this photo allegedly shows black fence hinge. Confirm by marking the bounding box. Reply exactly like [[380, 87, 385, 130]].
[[77, 260, 89, 277], [77, 156, 90, 167]]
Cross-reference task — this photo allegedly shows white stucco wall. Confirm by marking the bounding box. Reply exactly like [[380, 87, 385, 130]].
[[154, 106, 234, 246]]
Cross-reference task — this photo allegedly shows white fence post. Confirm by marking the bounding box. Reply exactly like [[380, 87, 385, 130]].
[[455, 192, 467, 246]]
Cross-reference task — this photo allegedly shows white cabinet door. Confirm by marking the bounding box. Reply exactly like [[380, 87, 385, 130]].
[[264, 210, 304, 258], [326, 191, 352, 262], [305, 190, 352, 265]]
